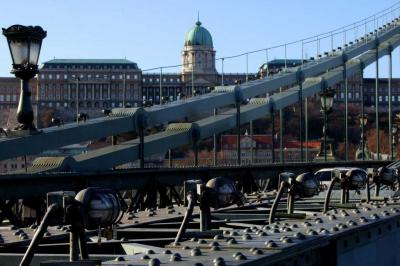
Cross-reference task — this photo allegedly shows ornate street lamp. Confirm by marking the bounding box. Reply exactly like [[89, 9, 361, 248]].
[[2, 25, 46, 132], [315, 88, 335, 162]]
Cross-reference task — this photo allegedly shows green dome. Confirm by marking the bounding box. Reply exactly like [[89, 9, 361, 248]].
[[184, 21, 213, 47]]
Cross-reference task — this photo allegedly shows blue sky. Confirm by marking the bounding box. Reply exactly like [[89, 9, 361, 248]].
[[0, 0, 399, 78]]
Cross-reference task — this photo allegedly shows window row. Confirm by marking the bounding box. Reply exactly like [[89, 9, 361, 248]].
[[142, 77, 181, 83], [0, 94, 17, 102], [46, 64, 136, 70], [40, 73, 139, 80], [40, 101, 139, 108]]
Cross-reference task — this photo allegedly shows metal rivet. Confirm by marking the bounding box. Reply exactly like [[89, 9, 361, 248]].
[[211, 246, 221, 251], [163, 250, 172, 254], [235, 254, 247, 260], [338, 223, 348, 229], [346, 220, 355, 225], [141, 255, 150, 260], [294, 232, 306, 240], [370, 214, 380, 220], [232, 252, 242, 258], [243, 228, 252, 233], [307, 229, 318, 236], [214, 234, 223, 240], [242, 233, 252, 240], [182, 246, 190, 250], [30, 224, 37, 229], [315, 218, 323, 224], [230, 231, 239, 236], [115, 256, 125, 261], [265, 240, 278, 248], [191, 237, 198, 242], [198, 239, 207, 244], [148, 258, 160, 266], [146, 250, 155, 255], [270, 228, 280, 233], [303, 221, 312, 227], [170, 253, 181, 261], [209, 241, 219, 247], [319, 229, 329, 235], [281, 236, 293, 243], [227, 238, 237, 245], [291, 224, 298, 228], [259, 231, 268, 236], [214, 257, 224, 263], [213, 257, 225, 266], [329, 215, 337, 220], [353, 209, 360, 214], [223, 230, 230, 235], [252, 249, 263, 255], [191, 247, 201, 256]]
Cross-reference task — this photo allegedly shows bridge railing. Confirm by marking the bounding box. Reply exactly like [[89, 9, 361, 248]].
[[1, 4, 400, 171]]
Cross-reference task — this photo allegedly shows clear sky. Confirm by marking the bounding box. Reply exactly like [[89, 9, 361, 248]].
[[0, 0, 399, 78]]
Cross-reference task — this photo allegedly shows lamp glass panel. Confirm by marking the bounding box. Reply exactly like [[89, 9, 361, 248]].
[[320, 96, 326, 110], [29, 41, 41, 65], [9, 39, 29, 65], [326, 96, 334, 110]]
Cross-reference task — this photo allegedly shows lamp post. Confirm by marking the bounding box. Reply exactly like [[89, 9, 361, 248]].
[[391, 125, 397, 160], [76, 77, 80, 123], [2, 25, 46, 131], [394, 113, 400, 159], [316, 88, 335, 162], [356, 114, 369, 160]]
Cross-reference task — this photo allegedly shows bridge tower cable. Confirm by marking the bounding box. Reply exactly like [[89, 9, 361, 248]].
[[271, 105, 275, 163], [361, 65, 365, 161], [213, 108, 218, 166], [388, 47, 393, 159], [236, 97, 241, 166], [159, 67, 163, 105], [305, 97, 308, 162], [344, 56, 349, 161], [299, 40, 305, 162], [375, 40, 380, 159], [279, 87, 284, 163]]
